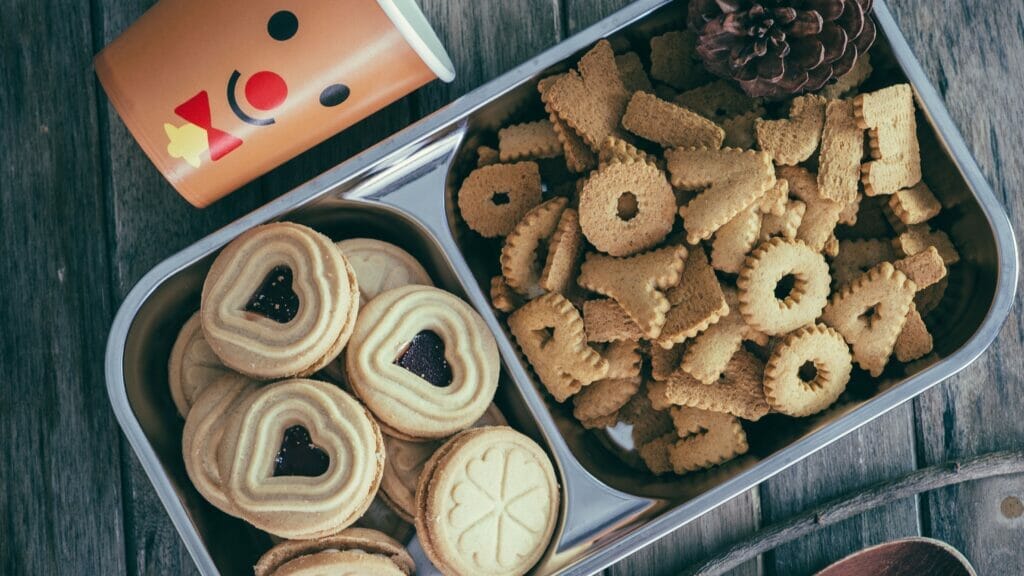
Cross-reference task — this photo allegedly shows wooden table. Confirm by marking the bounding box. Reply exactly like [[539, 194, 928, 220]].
[[2, 0, 1021, 574]]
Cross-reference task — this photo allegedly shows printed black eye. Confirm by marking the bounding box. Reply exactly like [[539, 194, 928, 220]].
[[268, 10, 298, 41]]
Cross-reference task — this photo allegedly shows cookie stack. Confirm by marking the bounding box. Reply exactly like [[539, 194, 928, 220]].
[[168, 221, 560, 575], [458, 35, 956, 476]]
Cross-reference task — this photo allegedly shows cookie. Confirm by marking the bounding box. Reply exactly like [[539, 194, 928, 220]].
[[271, 549, 406, 575], [346, 285, 500, 439], [820, 53, 873, 100], [915, 276, 948, 317], [181, 372, 259, 516], [201, 222, 359, 379], [544, 94, 598, 173], [539, 207, 585, 295], [711, 204, 762, 274], [649, 30, 709, 90], [855, 84, 922, 196], [821, 262, 917, 376], [893, 224, 960, 265], [759, 200, 806, 242], [457, 162, 543, 238], [780, 165, 844, 253], [573, 341, 642, 425], [378, 404, 506, 523], [894, 304, 933, 363], [541, 40, 630, 150], [336, 238, 433, 306], [583, 298, 645, 342], [500, 197, 569, 297], [598, 136, 660, 168], [578, 159, 676, 256], [650, 342, 685, 382], [616, 51, 654, 93], [168, 311, 230, 418], [679, 288, 760, 385], [509, 292, 609, 401], [758, 177, 790, 216], [662, 349, 770, 421], [577, 245, 688, 339], [217, 379, 384, 539], [764, 324, 853, 417], [657, 245, 729, 348], [638, 432, 676, 475], [831, 238, 897, 289], [893, 246, 947, 291], [668, 147, 776, 243], [477, 145, 500, 167], [254, 528, 415, 576], [817, 99, 864, 204], [498, 119, 563, 162], [667, 407, 749, 473], [888, 181, 941, 225], [838, 191, 862, 226], [737, 238, 831, 336], [673, 80, 761, 122], [415, 427, 559, 576], [490, 275, 524, 313], [755, 95, 827, 166], [622, 91, 725, 149], [721, 109, 764, 149]]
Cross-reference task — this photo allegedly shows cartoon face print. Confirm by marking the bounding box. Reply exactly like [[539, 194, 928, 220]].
[[164, 9, 351, 168]]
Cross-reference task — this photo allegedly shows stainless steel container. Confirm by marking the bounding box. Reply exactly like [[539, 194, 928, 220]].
[[105, 1, 1018, 574]]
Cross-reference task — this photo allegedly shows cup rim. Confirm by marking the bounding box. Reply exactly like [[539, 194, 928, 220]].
[[376, 0, 456, 83]]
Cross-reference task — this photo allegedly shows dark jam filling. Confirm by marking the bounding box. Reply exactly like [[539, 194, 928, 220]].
[[245, 265, 300, 323], [394, 331, 453, 388], [273, 425, 330, 477]]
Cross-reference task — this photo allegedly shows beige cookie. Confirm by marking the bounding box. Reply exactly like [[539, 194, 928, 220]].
[[336, 238, 432, 305], [168, 311, 231, 418], [271, 549, 406, 576], [346, 285, 499, 439], [379, 404, 506, 523], [254, 528, 415, 576], [217, 379, 384, 540], [415, 427, 559, 576], [201, 222, 359, 379]]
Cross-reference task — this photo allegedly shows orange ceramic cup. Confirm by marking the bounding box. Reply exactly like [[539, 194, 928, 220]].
[[95, 0, 454, 207]]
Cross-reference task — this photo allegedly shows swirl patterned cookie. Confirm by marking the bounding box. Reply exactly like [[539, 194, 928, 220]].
[[415, 427, 559, 576], [201, 222, 359, 379], [254, 528, 415, 576], [217, 379, 384, 540], [346, 285, 500, 440], [168, 311, 230, 418]]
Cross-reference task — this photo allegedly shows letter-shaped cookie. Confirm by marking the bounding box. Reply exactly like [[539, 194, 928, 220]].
[[855, 84, 922, 196], [508, 292, 609, 402], [755, 94, 827, 166], [667, 407, 749, 474], [577, 245, 687, 339]]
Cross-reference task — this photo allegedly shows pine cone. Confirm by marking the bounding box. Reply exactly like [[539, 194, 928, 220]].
[[689, 0, 876, 99]]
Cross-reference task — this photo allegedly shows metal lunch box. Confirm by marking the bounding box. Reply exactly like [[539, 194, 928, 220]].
[[104, 1, 1019, 574]]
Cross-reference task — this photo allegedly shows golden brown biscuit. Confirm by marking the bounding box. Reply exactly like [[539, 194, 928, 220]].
[[168, 311, 230, 418], [457, 162, 543, 238], [622, 91, 725, 149]]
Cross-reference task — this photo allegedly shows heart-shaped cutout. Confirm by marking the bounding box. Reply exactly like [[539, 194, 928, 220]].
[[245, 265, 300, 324], [273, 425, 329, 477], [394, 331, 452, 387]]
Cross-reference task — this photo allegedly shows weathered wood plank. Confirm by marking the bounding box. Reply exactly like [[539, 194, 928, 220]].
[[0, 0, 127, 574], [887, 1, 1024, 574], [758, 408, 920, 575], [560, 1, 762, 574]]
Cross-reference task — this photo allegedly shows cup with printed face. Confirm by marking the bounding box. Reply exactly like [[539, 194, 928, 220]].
[[95, 0, 454, 207]]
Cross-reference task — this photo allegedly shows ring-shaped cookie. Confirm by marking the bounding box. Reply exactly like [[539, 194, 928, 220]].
[[737, 238, 831, 335], [346, 285, 500, 440], [202, 222, 359, 379], [764, 324, 853, 417], [168, 311, 230, 417], [578, 159, 676, 256], [218, 379, 384, 540]]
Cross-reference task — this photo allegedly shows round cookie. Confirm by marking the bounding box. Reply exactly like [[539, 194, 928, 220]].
[[346, 285, 500, 440], [379, 404, 507, 522], [201, 222, 359, 379], [168, 311, 231, 417], [415, 427, 559, 576], [273, 549, 406, 576], [217, 379, 384, 540], [335, 238, 433, 305], [254, 528, 415, 576], [181, 372, 260, 516]]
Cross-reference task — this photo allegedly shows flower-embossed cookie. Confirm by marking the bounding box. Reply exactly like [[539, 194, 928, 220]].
[[508, 292, 609, 402], [201, 222, 359, 379], [254, 528, 415, 576], [415, 427, 559, 576], [168, 311, 230, 418], [217, 379, 384, 539], [379, 405, 506, 523], [347, 285, 499, 440], [335, 238, 432, 305]]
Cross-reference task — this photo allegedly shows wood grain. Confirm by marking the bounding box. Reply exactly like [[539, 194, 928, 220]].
[[0, 0, 126, 574], [886, 1, 1024, 574]]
